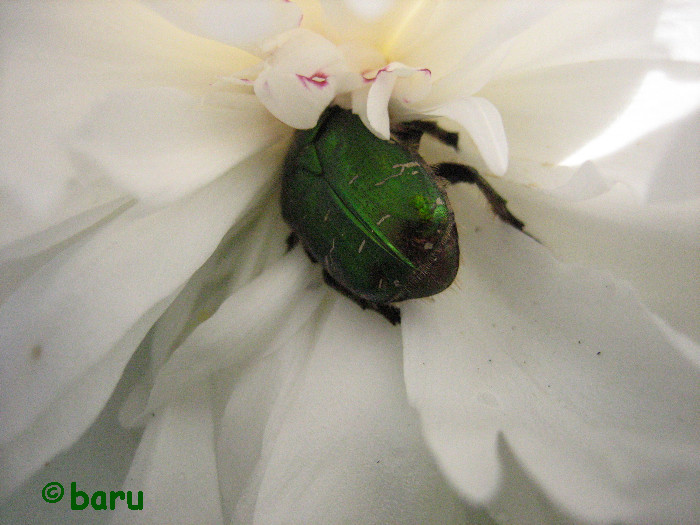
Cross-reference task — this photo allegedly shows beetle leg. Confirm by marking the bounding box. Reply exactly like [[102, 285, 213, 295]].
[[434, 163, 525, 232], [391, 120, 459, 150], [322, 269, 401, 325], [285, 232, 299, 252], [286, 231, 319, 263], [374, 303, 401, 325]]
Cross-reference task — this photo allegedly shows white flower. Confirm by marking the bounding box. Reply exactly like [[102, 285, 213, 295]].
[[1, 1, 699, 524]]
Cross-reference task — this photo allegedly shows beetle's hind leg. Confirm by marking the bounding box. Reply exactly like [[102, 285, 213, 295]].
[[322, 269, 401, 325], [434, 163, 525, 232]]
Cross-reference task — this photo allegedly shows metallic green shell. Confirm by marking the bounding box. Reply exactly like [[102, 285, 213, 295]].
[[281, 106, 459, 304]]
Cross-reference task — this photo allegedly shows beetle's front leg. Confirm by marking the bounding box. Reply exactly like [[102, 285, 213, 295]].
[[322, 270, 401, 325], [391, 120, 459, 150], [434, 163, 525, 232]]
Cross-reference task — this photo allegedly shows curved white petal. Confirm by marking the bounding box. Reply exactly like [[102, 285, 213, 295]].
[[403, 2, 550, 101], [3, 2, 696, 523], [655, 1, 700, 61], [145, 0, 302, 54], [425, 97, 509, 175], [495, 1, 678, 73], [0, 147, 280, 477], [491, 97, 700, 341], [0, 303, 164, 498], [588, 101, 700, 204], [0, 364, 142, 523], [402, 184, 700, 523], [118, 191, 295, 428], [0, 182, 128, 256], [485, 59, 698, 172], [254, 29, 353, 128], [393, 66, 432, 105], [123, 248, 322, 427], [560, 67, 700, 179], [0, 198, 131, 305], [545, 161, 613, 201], [224, 298, 470, 523], [360, 63, 432, 139], [364, 69, 397, 139], [112, 385, 224, 525], [490, 174, 700, 345], [0, 2, 249, 232], [416, 2, 673, 106], [72, 88, 288, 204]]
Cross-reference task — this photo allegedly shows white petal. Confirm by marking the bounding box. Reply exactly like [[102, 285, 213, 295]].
[[559, 67, 700, 173], [112, 385, 224, 524], [584, 97, 700, 204], [403, 3, 551, 99], [72, 88, 288, 204], [364, 69, 397, 139], [402, 183, 700, 523], [0, 365, 141, 523], [545, 161, 612, 201], [254, 70, 333, 129], [254, 29, 351, 128], [425, 97, 509, 175], [490, 170, 700, 344], [0, 147, 280, 466], [0, 198, 131, 304], [226, 298, 469, 523], [496, 1, 681, 73], [146, 0, 302, 54], [0, 305, 164, 498], [118, 191, 295, 428], [300, 0, 414, 53], [393, 66, 432, 105], [340, 0, 397, 21], [655, 1, 700, 61], [208, 276, 326, 521], [0, 180, 127, 256], [360, 63, 433, 139], [484, 60, 696, 171], [646, 134, 700, 202], [490, 94, 700, 340], [0, 2, 249, 226], [417, 2, 672, 105], [349, 84, 373, 134], [125, 248, 322, 426]]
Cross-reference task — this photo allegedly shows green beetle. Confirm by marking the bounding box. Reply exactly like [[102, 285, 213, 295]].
[[282, 106, 524, 324]]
